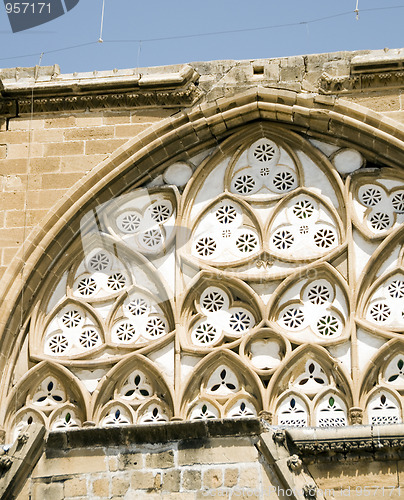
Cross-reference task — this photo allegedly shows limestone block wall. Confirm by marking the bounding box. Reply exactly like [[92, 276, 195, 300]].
[[16, 421, 280, 500], [24, 438, 270, 500], [0, 108, 175, 281], [308, 461, 404, 499], [6, 420, 404, 500]]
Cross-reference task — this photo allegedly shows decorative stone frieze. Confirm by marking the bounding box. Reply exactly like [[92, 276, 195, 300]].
[[14, 83, 203, 114], [0, 64, 202, 115], [287, 423, 404, 460], [319, 71, 404, 94]]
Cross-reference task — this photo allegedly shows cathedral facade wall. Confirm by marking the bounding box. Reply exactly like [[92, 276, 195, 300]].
[[1, 49, 404, 498]]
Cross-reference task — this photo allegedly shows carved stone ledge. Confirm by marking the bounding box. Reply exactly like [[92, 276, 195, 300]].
[[319, 71, 404, 94], [0, 424, 46, 499], [287, 424, 404, 461], [14, 83, 203, 114]]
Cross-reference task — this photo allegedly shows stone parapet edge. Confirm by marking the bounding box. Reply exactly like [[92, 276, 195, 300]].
[[45, 419, 404, 454], [287, 423, 404, 454], [46, 418, 263, 450]]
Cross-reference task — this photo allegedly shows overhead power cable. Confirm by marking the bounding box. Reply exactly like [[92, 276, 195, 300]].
[[0, 5, 403, 63]]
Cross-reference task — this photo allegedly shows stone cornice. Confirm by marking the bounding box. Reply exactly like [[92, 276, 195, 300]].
[[319, 70, 404, 94], [0, 64, 203, 115], [3, 48, 404, 113], [286, 424, 404, 456], [319, 51, 404, 94]]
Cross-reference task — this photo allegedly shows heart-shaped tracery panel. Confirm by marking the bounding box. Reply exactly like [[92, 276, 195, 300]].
[[190, 198, 261, 266], [73, 247, 131, 300], [42, 303, 103, 359], [228, 138, 300, 199], [267, 191, 344, 262], [99, 187, 178, 256], [349, 170, 404, 239], [181, 279, 260, 352], [271, 266, 349, 345], [109, 287, 173, 347]]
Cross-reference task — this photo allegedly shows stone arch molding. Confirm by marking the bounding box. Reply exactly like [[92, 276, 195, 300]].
[[2, 90, 404, 438]]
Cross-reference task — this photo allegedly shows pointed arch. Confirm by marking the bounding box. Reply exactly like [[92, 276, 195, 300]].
[[49, 403, 83, 431], [2, 88, 404, 432], [91, 353, 174, 422], [3, 360, 89, 432], [98, 400, 135, 427], [267, 344, 353, 411], [268, 262, 351, 346], [3, 91, 404, 372], [356, 226, 404, 337], [363, 386, 402, 425], [357, 225, 404, 310], [274, 391, 310, 427], [179, 349, 264, 419], [359, 338, 404, 398], [313, 390, 348, 427]]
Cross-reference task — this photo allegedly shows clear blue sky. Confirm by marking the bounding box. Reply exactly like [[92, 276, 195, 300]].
[[0, 0, 403, 73]]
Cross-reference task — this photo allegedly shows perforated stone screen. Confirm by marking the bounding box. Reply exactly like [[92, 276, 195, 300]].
[[4, 124, 404, 439]]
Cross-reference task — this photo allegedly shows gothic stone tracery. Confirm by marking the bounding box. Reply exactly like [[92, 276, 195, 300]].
[[4, 124, 404, 439]]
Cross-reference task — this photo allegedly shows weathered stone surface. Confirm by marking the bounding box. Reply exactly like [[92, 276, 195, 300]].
[[131, 471, 161, 490], [32, 481, 64, 500], [223, 468, 238, 488], [238, 466, 261, 489], [178, 437, 259, 466], [111, 473, 131, 496], [92, 477, 110, 497], [203, 468, 223, 489], [144, 450, 175, 469], [64, 477, 87, 497], [162, 469, 180, 491], [309, 461, 399, 489], [33, 450, 107, 477], [182, 468, 202, 491], [117, 452, 143, 470]]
